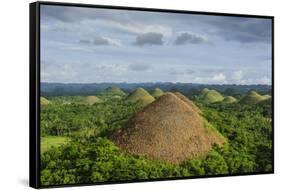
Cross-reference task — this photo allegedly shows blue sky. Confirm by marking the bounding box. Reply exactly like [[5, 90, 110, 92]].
[[40, 5, 272, 84]]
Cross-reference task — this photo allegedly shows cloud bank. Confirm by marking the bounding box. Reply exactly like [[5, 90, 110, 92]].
[[40, 5, 272, 85]]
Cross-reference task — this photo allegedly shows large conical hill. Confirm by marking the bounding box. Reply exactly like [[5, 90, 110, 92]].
[[112, 92, 225, 164]]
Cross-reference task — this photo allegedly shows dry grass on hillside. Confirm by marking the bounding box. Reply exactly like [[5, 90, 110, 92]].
[[112, 92, 225, 164], [173, 92, 202, 114]]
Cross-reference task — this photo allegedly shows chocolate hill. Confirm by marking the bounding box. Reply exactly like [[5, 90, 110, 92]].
[[173, 92, 202, 114], [258, 96, 272, 106], [103, 86, 126, 96], [126, 88, 155, 106], [201, 88, 210, 96], [201, 89, 224, 103], [112, 92, 225, 164], [239, 91, 267, 105], [222, 96, 237, 104], [84, 96, 102, 105], [40, 97, 50, 105], [151, 88, 164, 98]]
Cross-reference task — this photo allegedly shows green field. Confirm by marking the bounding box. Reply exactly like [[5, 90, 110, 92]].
[[41, 136, 69, 153]]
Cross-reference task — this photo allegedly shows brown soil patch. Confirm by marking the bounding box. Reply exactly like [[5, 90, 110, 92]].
[[112, 92, 224, 164]]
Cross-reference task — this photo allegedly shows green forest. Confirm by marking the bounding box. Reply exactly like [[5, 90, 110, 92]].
[[40, 87, 272, 186]]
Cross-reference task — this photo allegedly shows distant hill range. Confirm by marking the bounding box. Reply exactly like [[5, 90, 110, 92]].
[[41, 82, 271, 97]]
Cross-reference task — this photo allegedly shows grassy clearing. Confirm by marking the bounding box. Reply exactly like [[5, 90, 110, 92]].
[[41, 136, 70, 153]]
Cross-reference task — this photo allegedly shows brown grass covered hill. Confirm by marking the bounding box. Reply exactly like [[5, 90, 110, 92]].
[[112, 92, 225, 164], [126, 88, 155, 106], [173, 92, 202, 114]]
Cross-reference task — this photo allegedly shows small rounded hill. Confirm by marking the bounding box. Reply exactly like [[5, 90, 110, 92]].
[[151, 88, 165, 98], [83, 96, 102, 105], [41, 97, 50, 105], [126, 88, 155, 106], [103, 86, 126, 96], [239, 91, 268, 105], [258, 96, 272, 106], [222, 96, 237, 104], [112, 92, 225, 164], [201, 89, 224, 103]]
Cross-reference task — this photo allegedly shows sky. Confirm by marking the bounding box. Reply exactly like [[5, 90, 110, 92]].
[[40, 5, 272, 85]]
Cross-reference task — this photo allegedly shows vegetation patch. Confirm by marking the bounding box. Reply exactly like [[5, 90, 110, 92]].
[[41, 136, 69, 153], [40, 88, 272, 185]]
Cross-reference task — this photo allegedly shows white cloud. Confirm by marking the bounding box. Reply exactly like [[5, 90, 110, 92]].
[[256, 76, 271, 84], [232, 70, 243, 81], [94, 63, 127, 76], [212, 73, 226, 82], [107, 20, 172, 36], [192, 72, 226, 84]]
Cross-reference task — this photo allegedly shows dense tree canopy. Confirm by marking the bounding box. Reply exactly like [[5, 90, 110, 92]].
[[40, 93, 272, 186]]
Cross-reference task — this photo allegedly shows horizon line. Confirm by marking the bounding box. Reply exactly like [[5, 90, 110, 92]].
[[41, 81, 272, 86]]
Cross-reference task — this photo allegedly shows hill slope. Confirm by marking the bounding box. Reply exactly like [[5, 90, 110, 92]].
[[173, 92, 202, 114], [83, 96, 102, 105], [222, 96, 237, 104], [126, 88, 155, 106], [151, 88, 164, 98], [201, 89, 224, 103], [41, 97, 50, 105], [239, 91, 267, 105], [112, 92, 225, 164], [103, 86, 126, 96], [258, 96, 272, 106], [201, 88, 210, 96]]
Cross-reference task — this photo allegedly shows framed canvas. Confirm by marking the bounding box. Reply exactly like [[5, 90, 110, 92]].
[[29, 1, 274, 188]]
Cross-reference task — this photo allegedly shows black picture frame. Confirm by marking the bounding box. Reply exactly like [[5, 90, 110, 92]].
[[29, 1, 274, 189]]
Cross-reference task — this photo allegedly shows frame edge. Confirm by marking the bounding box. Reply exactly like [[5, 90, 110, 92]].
[[29, 1, 40, 189]]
